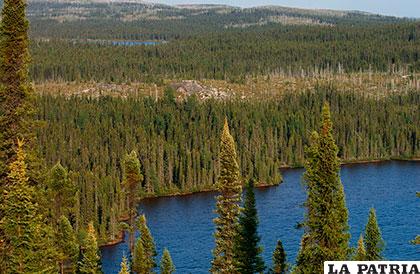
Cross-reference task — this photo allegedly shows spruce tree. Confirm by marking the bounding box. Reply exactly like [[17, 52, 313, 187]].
[[235, 179, 265, 274], [78, 222, 102, 274], [48, 162, 77, 223], [364, 208, 384, 260], [271, 240, 287, 274], [354, 234, 366, 261], [0, 139, 57, 273], [211, 118, 242, 274], [132, 214, 157, 274], [160, 248, 175, 274], [0, 0, 38, 184], [118, 256, 130, 274], [56, 215, 79, 273], [295, 103, 350, 273], [122, 150, 143, 254]]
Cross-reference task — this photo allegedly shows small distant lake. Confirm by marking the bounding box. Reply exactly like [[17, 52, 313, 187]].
[[101, 161, 420, 273]]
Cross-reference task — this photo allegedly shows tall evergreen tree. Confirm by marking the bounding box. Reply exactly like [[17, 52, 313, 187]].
[[48, 162, 77, 223], [56, 215, 79, 274], [235, 179, 265, 274], [295, 103, 350, 273], [132, 214, 157, 274], [0, 139, 57, 273], [78, 222, 102, 274], [118, 256, 130, 274], [0, 0, 39, 265], [211, 118, 242, 274], [271, 240, 287, 274], [0, 0, 37, 181], [122, 150, 143, 254], [354, 234, 366, 261], [364, 208, 384, 260], [160, 248, 175, 274]]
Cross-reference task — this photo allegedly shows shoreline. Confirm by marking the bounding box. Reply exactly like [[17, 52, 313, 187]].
[[100, 157, 419, 247]]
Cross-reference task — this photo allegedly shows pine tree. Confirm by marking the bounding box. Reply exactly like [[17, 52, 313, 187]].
[[78, 222, 102, 274], [235, 179, 265, 274], [354, 234, 366, 261], [132, 214, 157, 274], [118, 256, 130, 274], [56, 215, 79, 273], [364, 208, 384, 260], [271, 240, 287, 274], [122, 150, 143, 254], [211, 118, 242, 274], [0, 139, 57, 273], [295, 103, 350, 273], [160, 248, 175, 274]]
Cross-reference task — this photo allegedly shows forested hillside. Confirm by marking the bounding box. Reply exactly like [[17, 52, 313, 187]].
[[21, 0, 420, 83], [37, 86, 419, 244]]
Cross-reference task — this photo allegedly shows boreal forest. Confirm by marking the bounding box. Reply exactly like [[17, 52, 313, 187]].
[[0, 0, 419, 273]]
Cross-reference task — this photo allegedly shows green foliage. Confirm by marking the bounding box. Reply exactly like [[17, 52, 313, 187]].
[[271, 240, 287, 274], [211, 119, 242, 274], [123, 150, 143, 253], [354, 234, 366, 261], [235, 179, 265, 274], [78, 222, 102, 274], [56, 215, 79, 273], [36, 89, 419, 243], [118, 256, 130, 274], [0, 0, 37, 180], [364, 208, 385, 260], [28, 22, 420, 82], [0, 140, 57, 273], [48, 162, 77, 223], [295, 103, 350, 273], [160, 248, 175, 274], [132, 214, 157, 274]]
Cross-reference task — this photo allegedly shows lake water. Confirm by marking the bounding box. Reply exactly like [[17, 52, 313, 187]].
[[101, 161, 420, 273]]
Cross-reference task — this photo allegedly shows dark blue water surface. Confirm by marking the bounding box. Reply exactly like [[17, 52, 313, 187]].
[[101, 161, 420, 273]]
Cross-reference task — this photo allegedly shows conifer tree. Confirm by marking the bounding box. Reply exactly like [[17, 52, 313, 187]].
[[364, 208, 384, 260], [123, 150, 143, 254], [211, 118, 242, 274], [160, 248, 175, 274], [271, 240, 287, 274], [235, 179, 265, 274], [132, 214, 157, 274], [295, 103, 350, 273], [56, 215, 79, 274], [48, 162, 77, 223], [78, 222, 102, 274], [0, 139, 57, 273], [354, 234, 366, 261], [118, 256, 130, 274], [0, 0, 36, 181]]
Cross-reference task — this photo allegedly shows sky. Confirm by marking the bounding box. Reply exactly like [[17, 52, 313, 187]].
[[147, 0, 420, 18]]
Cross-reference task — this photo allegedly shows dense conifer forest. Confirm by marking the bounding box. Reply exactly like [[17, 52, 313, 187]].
[[36, 87, 419, 244], [0, 0, 419, 272]]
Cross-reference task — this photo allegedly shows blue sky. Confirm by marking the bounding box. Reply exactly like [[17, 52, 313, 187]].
[[148, 0, 420, 18]]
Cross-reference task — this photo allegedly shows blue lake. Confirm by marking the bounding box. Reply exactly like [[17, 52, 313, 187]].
[[101, 161, 420, 273]]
